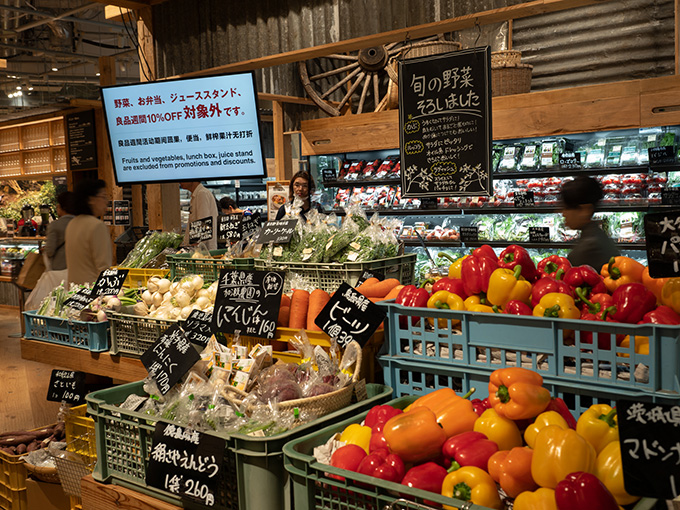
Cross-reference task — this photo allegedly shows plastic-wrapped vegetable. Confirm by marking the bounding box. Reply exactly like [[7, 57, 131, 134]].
[[120, 231, 183, 268]]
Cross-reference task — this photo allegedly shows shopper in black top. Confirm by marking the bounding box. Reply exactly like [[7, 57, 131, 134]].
[[275, 170, 324, 222]]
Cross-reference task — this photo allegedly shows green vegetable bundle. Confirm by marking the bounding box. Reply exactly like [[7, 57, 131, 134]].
[[120, 231, 183, 268]]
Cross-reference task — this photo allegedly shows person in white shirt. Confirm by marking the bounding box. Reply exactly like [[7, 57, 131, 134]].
[[180, 181, 218, 251]]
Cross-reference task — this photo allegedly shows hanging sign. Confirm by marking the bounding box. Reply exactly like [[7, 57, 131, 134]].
[[257, 219, 298, 244], [91, 268, 129, 297], [141, 324, 201, 395], [212, 269, 284, 340], [644, 210, 680, 278], [514, 190, 535, 208], [182, 310, 213, 348], [46, 370, 86, 404], [218, 214, 242, 242], [66, 110, 98, 171], [189, 216, 214, 244], [399, 46, 493, 197]]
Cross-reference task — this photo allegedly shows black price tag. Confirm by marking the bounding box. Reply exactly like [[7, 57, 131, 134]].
[[617, 399, 680, 500], [141, 324, 201, 395], [257, 219, 298, 244], [322, 168, 337, 183], [91, 268, 129, 297], [63, 288, 94, 311], [182, 310, 213, 348], [529, 227, 550, 243], [218, 214, 241, 242], [661, 189, 680, 206], [189, 216, 214, 244], [644, 211, 680, 278], [314, 283, 386, 348], [46, 370, 86, 404], [240, 212, 261, 239], [514, 190, 535, 208], [147, 422, 224, 507], [460, 226, 479, 243], [212, 269, 284, 340], [420, 197, 438, 209], [354, 270, 385, 288], [648, 146, 676, 166], [558, 151, 582, 170]]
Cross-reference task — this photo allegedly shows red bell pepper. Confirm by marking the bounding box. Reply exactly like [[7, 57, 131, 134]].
[[471, 397, 491, 417], [356, 448, 405, 484], [639, 305, 680, 325], [431, 277, 467, 298], [365, 405, 403, 432], [461, 252, 498, 296], [577, 291, 614, 350], [505, 300, 533, 316], [531, 276, 574, 307], [544, 397, 577, 429], [441, 431, 499, 471], [555, 471, 619, 510], [537, 255, 571, 280], [605, 283, 657, 324], [472, 244, 497, 261], [329, 444, 367, 481], [395, 281, 431, 326], [401, 461, 448, 494], [564, 265, 607, 300], [499, 244, 539, 283]]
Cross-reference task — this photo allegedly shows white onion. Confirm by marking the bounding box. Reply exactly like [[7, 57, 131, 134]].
[[141, 290, 153, 306], [195, 296, 211, 309], [191, 275, 204, 291], [162, 291, 173, 304], [147, 277, 160, 294], [180, 306, 193, 320], [133, 302, 149, 316], [158, 278, 171, 294], [152, 291, 163, 307]]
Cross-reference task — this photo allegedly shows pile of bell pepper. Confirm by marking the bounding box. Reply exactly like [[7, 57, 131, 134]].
[[327, 366, 635, 510], [398, 246, 680, 353]]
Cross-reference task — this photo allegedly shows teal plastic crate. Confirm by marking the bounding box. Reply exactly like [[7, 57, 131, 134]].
[[378, 300, 680, 397], [87, 380, 392, 510], [22, 310, 109, 352], [254, 254, 415, 293], [283, 395, 659, 510], [168, 249, 254, 283]]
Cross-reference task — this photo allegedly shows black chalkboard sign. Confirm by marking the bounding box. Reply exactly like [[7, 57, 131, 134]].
[[460, 226, 479, 243], [218, 214, 242, 242], [257, 219, 298, 244], [314, 283, 386, 348], [240, 212, 261, 239], [399, 46, 492, 198], [147, 422, 224, 507], [141, 324, 201, 395], [63, 288, 94, 311], [644, 210, 680, 277], [66, 110, 98, 171], [46, 370, 86, 404], [182, 310, 213, 348], [514, 190, 535, 208], [212, 269, 284, 340], [648, 146, 676, 166], [355, 270, 385, 288], [189, 216, 214, 245], [661, 189, 680, 206], [322, 168, 337, 183], [617, 399, 679, 499], [529, 227, 550, 243], [91, 268, 129, 297], [558, 151, 582, 170]]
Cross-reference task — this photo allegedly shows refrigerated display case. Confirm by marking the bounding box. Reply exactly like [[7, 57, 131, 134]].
[[0, 238, 42, 306]]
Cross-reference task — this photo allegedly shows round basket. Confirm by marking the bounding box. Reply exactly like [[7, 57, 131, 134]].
[[24, 461, 60, 484], [491, 50, 522, 68], [491, 63, 533, 97]]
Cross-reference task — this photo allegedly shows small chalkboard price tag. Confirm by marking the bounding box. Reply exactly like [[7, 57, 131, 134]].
[[529, 227, 551, 243], [648, 145, 676, 166], [257, 219, 298, 244], [146, 422, 224, 507], [91, 268, 129, 297], [212, 270, 284, 340], [661, 189, 680, 206], [141, 324, 200, 395], [514, 190, 535, 208], [460, 226, 479, 243], [240, 212, 261, 239], [218, 214, 241, 242], [63, 287, 94, 311], [322, 168, 337, 183], [182, 310, 213, 348], [189, 216, 214, 244], [617, 399, 680, 499], [314, 283, 386, 348], [644, 211, 680, 278], [558, 151, 582, 170], [47, 370, 86, 404], [354, 270, 385, 288]]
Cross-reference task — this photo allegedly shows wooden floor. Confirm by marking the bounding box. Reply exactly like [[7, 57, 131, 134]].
[[0, 307, 61, 432]]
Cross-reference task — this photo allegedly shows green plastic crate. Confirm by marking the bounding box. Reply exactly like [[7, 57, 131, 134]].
[[168, 249, 254, 283], [108, 312, 175, 357], [87, 380, 392, 510], [254, 254, 416, 293]]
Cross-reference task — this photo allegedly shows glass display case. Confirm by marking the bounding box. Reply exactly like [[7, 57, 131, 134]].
[[0, 237, 43, 306]]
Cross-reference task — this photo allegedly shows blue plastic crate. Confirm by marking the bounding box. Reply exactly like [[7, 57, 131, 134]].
[[23, 311, 109, 352], [378, 301, 680, 397]]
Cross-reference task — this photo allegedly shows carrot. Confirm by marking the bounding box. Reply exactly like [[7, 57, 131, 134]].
[[356, 277, 379, 292], [277, 306, 290, 327], [307, 289, 331, 331], [289, 290, 310, 330], [359, 278, 401, 298], [383, 284, 405, 301], [280, 294, 291, 309], [369, 297, 386, 303]]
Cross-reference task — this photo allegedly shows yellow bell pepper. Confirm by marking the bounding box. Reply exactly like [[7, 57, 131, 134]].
[[575, 404, 618, 455], [439, 252, 469, 279], [339, 423, 371, 454], [473, 408, 523, 451], [596, 441, 640, 506], [441, 466, 502, 510], [464, 295, 483, 309], [661, 277, 680, 315], [617, 335, 649, 358], [513, 488, 558, 510], [487, 266, 532, 308], [524, 411, 569, 449], [467, 303, 497, 313], [531, 425, 597, 488], [532, 293, 580, 319], [427, 290, 464, 328]]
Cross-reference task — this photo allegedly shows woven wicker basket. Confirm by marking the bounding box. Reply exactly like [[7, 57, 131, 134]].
[[491, 50, 522, 68], [491, 63, 533, 97], [24, 461, 60, 483]]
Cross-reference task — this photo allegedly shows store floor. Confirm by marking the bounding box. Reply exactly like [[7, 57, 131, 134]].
[[0, 307, 62, 432]]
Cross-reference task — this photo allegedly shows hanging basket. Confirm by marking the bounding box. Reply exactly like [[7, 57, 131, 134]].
[[491, 63, 533, 97]]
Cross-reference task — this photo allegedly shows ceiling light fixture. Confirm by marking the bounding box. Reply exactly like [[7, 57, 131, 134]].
[[52, 66, 59, 72], [28, 86, 33, 91], [16, 86, 21, 90]]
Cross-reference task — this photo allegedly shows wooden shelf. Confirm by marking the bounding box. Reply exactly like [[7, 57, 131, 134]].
[[20, 339, 147, 382], [81, 475, 180, 510]]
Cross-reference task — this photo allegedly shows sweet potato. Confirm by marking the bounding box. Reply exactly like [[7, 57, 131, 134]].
[[0, 430, 32, 438], [0, 435, 36, 447], [26, 440, 40, 452], [15, 443, 27, 455], [53, 422, 65, 440], [0, 447, 15, 455], [34, 427, 55, 440]]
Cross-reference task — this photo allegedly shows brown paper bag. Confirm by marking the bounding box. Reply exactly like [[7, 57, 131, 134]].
[[16, 251, 45, 289]]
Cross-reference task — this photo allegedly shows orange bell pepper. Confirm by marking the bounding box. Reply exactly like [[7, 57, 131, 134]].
[[513, 488, 558, 510], [601, 256, 644, 293], [618, 335, 649, 357], [488, 367, 551, 420], [661, 277, 680, 315], [641, 266, 668, 304], [488, 447, 538, 498], [531, 425, 597, 489], [408, 388, 478, 437], [382, 406, 447, 464], [473, 408, 523, 451]]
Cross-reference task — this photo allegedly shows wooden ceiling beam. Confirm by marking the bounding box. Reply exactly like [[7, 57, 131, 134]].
[[89, 0, 167, 10]]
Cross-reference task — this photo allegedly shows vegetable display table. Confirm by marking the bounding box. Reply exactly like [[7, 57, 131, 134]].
[[80, 475, 180, 510]]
